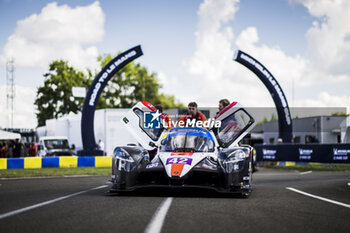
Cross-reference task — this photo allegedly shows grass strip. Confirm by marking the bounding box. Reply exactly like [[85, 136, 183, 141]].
[[0, 167, 111, 178]]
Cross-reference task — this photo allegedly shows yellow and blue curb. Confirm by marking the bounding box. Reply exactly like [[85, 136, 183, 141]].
[[0, 156, 112, 170], [277, 161, 312, 167]]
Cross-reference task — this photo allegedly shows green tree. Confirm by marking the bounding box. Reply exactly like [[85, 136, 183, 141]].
[[257, 113, 279, 125], [257, 117, 268, 125], [156, 93, 185, 109], [270, 113, 277, 121], [97, 54, 184, 108], [331, 112, 349, 116], [34, 60, 107, 126], [35, 55, 184, 126]]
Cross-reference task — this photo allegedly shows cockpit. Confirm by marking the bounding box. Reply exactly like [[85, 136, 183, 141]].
[[160, 127, 215, 152]]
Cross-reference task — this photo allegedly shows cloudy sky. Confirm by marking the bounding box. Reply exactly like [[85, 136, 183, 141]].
[[0, 0, 350, 128]]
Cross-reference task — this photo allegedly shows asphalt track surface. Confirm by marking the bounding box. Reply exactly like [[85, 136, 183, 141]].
[[0, 168, 349, 233]]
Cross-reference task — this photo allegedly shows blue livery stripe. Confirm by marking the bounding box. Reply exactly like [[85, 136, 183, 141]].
[[167, 131, 214, 142], [42, 157, 59, 168], [78, 157, 95, 167], [7, 158, 24, 169]]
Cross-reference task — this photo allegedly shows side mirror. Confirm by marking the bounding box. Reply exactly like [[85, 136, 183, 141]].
[[71, 144, 75, 150]]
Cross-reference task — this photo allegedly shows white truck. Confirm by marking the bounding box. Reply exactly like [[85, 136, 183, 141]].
[[38, 136, 76, 157]]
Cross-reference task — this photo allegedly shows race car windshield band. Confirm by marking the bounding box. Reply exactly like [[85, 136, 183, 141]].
[[161, 130, 215, 152]]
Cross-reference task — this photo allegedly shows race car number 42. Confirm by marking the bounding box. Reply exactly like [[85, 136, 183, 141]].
[[166, 157, 192, 165]]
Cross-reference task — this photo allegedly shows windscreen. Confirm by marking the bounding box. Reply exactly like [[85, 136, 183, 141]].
[[217, 109, 254, 145], [133, 108, 164, 141], [160, 128, 214, 152], [44, 139, 69, 149]]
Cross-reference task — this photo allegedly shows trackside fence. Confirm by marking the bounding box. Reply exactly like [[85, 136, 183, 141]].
[[255, 144, 350, 163]]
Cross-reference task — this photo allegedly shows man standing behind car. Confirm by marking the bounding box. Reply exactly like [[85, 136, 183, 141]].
[[154, 104, 174, 129], [97, 139, 104, 151], [217, 99, 230, 115], [177, 102, 207, 127]]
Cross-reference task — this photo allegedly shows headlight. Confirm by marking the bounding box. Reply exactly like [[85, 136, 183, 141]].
[[113, 147, 134, 162], [224, 149, 248, 164]]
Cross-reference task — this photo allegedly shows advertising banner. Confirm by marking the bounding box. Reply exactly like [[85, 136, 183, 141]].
[[255, 144, 350, 163]]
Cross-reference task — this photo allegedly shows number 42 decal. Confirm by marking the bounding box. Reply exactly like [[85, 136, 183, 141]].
[[166, 157, 192, 165]]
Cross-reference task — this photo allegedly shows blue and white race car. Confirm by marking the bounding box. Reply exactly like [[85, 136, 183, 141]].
[[110, 101, 256, 197]]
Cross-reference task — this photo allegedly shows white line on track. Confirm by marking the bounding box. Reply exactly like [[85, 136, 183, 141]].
[[144, 197, 173, 233], [286, 187, 350, 209], [0, 185, 108, 220], [299, 171, 312, 175]]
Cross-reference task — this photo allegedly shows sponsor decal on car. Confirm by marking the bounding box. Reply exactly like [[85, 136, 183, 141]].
[[166, 157, 192, 165], [146, 163, 158, 169], [170, 152, 194, 156], [202, 159, 217, 170], [202, 163, 216, 170], [171, 164, 184, 177]]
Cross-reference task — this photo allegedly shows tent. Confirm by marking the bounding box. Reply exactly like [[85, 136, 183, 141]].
[[0, 129, 21, 140]]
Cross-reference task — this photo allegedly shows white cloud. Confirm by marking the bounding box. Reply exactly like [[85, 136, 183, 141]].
[[163, 0, 281, 107], [196, 0, 238, 36], [160, 0, 350, 111], [296, 0, 350, 75], [0, 85, 37, 128], [164, 0, 246, 106], [0, 1, 105, 128], [295, 92, 350, 110], [235, 27, 313, 89], [1, 1, 104, 70]]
